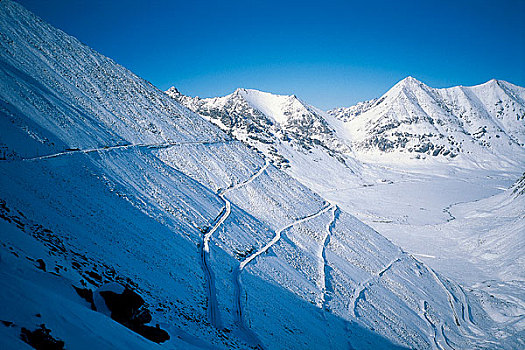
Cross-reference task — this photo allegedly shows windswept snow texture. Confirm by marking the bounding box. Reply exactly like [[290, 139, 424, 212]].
[[0, 1, 522, 349]]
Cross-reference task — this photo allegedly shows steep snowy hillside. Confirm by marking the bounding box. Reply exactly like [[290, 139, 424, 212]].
[[0, 1, 520, 349], [329, 77, 525, 168]]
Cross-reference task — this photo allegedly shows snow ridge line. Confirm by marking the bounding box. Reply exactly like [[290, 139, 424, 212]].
[[20, 139, 232, 161], [352, 255, 402, 318], [202, 160, 269, 347], [320, 205, 339, 311], [239, 202, 333, 270], [200, 200, 230, 329]]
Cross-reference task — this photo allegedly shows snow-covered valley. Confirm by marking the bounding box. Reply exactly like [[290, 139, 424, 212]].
[[0, 0, 524, 349], [170, 63, 525, 349]]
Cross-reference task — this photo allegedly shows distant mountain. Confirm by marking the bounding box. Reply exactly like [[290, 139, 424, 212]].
[[167, 87, 366, 197], [1, 1, 511, 349], [328, 77, 525, 167], [169, 78, 525, 212], [167, 87, 357, 170]]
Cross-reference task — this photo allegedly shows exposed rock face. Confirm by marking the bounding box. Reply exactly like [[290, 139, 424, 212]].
[[512, 173, 525, 196], [167, 88, 355, 169], [95, 283, 169, 344], [20, 324, 65, 350]]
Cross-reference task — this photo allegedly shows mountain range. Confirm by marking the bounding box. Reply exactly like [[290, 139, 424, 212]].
[[169, 76, 525, 170]]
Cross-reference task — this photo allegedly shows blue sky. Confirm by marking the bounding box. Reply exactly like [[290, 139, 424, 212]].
[[18, 0, 525, 109]]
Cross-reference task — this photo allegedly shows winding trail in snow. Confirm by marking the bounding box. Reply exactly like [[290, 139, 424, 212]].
[[220, 161, 270, 196], [20, 139, 232, 161], [239, 203, 333, 270], [230, 200, 332, 348], [316, 205, 340, 350], [223, 161, 269, 348], [18, 138, 240, 330], [352, 254, 403, 318], [422, 300, 448, 350], [425, 265, 462, 329], [203, 159, 269, 347], [200, 200, 230, 328], [419, 262, 497, 348], [320, 205, 339, 311], [442, 201, 467, 223]]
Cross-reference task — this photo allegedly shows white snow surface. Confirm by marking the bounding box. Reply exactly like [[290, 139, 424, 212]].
[[0, 1, 522, 349], [170, 80, 525, 348], [328, 76, 525, 168]]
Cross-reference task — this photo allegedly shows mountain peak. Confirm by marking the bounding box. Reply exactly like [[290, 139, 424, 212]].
[[481, 78, 507, 88], [394, 76, 426, 88], [166, 86, 181, 96], [233, 87, 248, 95]]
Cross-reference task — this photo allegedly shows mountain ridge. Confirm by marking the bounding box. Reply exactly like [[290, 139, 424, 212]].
[[328, 77, 525, 166], [170, 76, 525, 169]]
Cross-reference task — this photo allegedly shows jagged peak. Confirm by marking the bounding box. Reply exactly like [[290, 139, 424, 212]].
[[233, 87, 247, 94], [166, 86, 181, 96]]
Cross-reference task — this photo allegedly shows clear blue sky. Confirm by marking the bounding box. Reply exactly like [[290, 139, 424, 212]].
[[17, 0, 525, 109]]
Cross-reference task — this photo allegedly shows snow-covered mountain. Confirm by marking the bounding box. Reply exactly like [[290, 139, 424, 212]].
[[168, 80, 525, 348], [0, 1, 521, 349], [167, 87, 358, 170], [171, 77, 525, 171], [166, 87, 368, 197], [329, 76, 525, 167]]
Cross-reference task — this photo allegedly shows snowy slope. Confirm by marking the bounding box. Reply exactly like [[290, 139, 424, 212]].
[[168, 80, 525, 348], [0, 1, 519, 349]]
